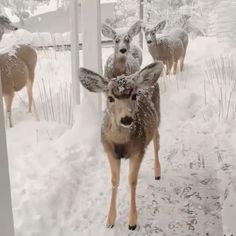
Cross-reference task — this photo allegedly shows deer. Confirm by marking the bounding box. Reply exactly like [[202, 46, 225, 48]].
[[143, 20, 189, 75], [0, 16, 37, 127], [79, 61, 164, 230], [101, 21, 143, 79]]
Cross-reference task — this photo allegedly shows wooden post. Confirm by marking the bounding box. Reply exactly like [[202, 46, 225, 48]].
[[0, 73, 15, 236], [70, 0, 80, 105], [81, 0, 102, 111], [139, 0, 144, 49]]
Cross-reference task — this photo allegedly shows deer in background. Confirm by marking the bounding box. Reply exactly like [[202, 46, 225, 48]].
[[79, 61, 164, 230], [101, 21, 143, 79], [143, 20, 189, 75], [0, 16, 37, 127]]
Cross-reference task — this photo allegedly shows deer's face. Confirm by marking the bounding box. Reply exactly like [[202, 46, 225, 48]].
[[0, 16, 18, 32], [79, 62, 164, 128], [142, 20, 166, 47], [101, 21, 142, 59], [106, 76, 138, 128], [113, 33, 132, 58], [144, 27, 157, 46]]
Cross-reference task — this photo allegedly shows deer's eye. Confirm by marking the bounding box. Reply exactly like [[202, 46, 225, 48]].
[[115, 38, 120, 44], [131, 94, 137, 100], [108, 96, 115, 102]]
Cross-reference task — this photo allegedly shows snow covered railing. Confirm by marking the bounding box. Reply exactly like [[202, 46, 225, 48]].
[[0, 74, 15, 236]]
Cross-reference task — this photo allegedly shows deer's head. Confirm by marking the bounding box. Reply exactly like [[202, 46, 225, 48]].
[[0, 16, 18, 40], [142, 20, 166, 46], [79, 62, 163, 128], [102, 21, 142, 59]]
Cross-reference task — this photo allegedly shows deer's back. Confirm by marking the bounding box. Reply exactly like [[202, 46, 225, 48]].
[[15, 45, 37, 73], [169, 28, 188, 51]]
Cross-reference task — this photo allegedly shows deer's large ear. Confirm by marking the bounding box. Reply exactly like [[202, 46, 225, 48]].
[[101, 24, 116, 39], [128, 21, 142, 38], [153, 20, 166, 33], [133, 61, 164, 88], [79, 68, 108, 92]]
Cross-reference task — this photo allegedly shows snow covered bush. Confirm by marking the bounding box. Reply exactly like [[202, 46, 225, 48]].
[[208, 0, 236, 47], [204, 54, 236, 121], [36, 78, 73, 127]]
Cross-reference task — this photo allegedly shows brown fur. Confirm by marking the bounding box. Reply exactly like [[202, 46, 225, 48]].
[[148, 36, 184, 75], [79, 62, 163, 229], [0, 45, 37, 127]]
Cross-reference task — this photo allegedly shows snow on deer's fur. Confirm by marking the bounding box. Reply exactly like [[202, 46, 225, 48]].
[[102, 21, 143, 79], [79, 61, 164, 231], [0, 16, 37, 127], [143, 20, 189, 75]]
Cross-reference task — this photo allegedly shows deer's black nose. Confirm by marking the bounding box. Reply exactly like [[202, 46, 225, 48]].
[[147, 40, 152, 44], [120, 48, 127, 54], [14, 27, 18, 31], [120, 116, 133, 126]]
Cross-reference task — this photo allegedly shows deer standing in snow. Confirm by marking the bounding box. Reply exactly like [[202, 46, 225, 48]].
[[101, 21, 143, 79], [0, 16, 37, 127], [79, 61, 164, 230], [143, 20, 189, 75]]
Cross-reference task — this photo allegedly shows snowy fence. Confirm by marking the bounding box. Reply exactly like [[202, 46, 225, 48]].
[[31, 32, 112, 49]]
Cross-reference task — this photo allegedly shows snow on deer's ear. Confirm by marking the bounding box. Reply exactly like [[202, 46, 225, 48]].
[[101, 24, 116, 39], [153, 20, 166, 33], [134, 61, 164, 88], [128, 21, 142, 38], [79, 67, 108, 93]]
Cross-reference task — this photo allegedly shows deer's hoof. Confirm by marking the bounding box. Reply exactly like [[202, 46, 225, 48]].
[[106, 224, 114, 229], [128, 224, 137, 231], [155, 176, 161, 180]]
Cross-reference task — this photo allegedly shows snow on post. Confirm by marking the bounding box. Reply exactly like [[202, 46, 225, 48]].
[[0, 74, 15, 236], [138, 0, 144, 48], [70, 0, 80, 105], [81, 0, 102, 111]]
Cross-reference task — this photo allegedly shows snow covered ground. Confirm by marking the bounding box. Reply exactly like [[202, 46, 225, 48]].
[[6, 37, 236, 235]]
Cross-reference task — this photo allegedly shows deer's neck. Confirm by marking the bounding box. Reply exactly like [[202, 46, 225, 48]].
[[148, 43, 161, 60], [113, 54, 127, 76]]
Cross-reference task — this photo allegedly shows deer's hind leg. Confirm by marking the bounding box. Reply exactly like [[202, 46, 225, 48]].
[[4, 92, 14, 128], [106, 153, 121, 228], [153, 130, 161, 180]]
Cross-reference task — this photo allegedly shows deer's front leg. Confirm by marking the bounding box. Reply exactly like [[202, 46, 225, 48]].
[[128, 154, 142, 230], [106, 153, 121, 228], [153, 130, 161, 180]]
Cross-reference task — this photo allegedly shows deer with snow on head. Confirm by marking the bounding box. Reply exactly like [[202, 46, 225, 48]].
[[102, 21, 143, 79], [143, 20, 189, 75], [0, 15, 37, 127], [79, 61, 164, 230]]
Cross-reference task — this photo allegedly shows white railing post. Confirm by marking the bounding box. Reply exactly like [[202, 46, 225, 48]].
[[81, 0, 103, 111], [70, 0, 80, 105], [0, 73, 15, 236]]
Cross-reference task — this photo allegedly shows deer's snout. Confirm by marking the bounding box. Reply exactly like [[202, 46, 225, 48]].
[[14, 27, 18, 31], [147, 40, 152, 44], [120, 48, 127, 54], [120, 116, 133, 127]]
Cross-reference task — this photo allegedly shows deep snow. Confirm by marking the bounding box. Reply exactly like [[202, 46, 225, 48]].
[[4, 36, 236, 235]]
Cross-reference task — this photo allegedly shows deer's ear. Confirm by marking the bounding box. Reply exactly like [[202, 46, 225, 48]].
[[101, 24, 116, 39], [133, 61, 164, 88], [153, 20, 166, 33], [128, 21, 142, 38], [79, 67, 108, 92]]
